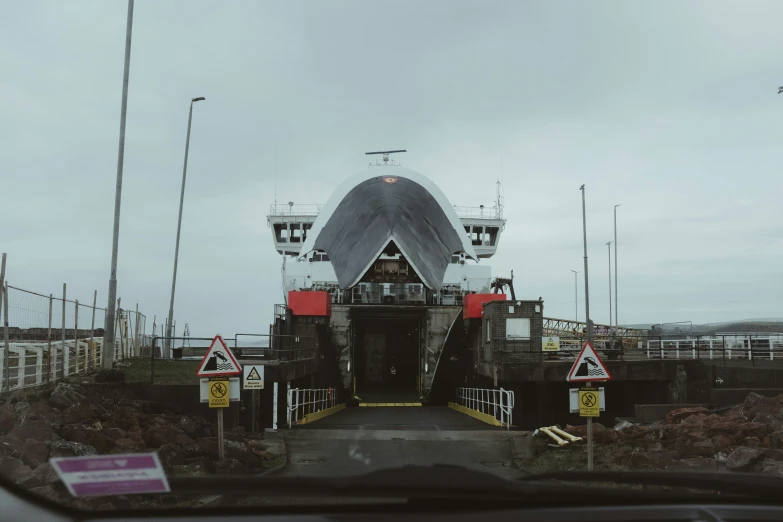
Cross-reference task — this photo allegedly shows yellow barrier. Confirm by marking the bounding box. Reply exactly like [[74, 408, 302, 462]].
[[296, 403, 346, 425], [447, 402, 502, 427]]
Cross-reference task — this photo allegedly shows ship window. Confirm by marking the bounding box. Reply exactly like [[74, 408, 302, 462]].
[[471, 226, 482, 246], [290, 223, 302, 243], [487, 227, 499, 246], [275, 224, 289, 242]]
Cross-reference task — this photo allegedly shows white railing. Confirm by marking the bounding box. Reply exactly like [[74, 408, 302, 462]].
[[268, 203, 323, 217], [456, 387, 514, 430], [452, 205, 503, 220], [287, 387, 337, 428], [646, 337, 783, 361]]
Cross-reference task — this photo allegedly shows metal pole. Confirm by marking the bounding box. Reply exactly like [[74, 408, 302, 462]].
[[62, 284, 67, 377], [614, 205, 620, 336], [580, 185, 592, 342], [74, 300, 79, 374], [2, 283, 9, 392], [166, 97, 205, 356], [217, 409, 225, 460], [47, 295, 53, 382], [570, 270, 579, 322], [104, 0, 134, 370], [90, 291, 97, 370], [273, 382, 279, 430], [586, 382, 593, 471], [606, 242, 612, 330]]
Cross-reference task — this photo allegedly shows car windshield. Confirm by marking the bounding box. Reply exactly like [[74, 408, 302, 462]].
[[1, 0, 783, 513]]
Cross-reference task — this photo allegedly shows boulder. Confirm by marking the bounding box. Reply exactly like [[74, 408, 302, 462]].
[[22, 439, 49, 468], [30, 485, 69, 504], [762, 459, 783, 476], [48, 383, 86, 409], [215, 457, 248, 475], [0, 434, 25, 458], [32, 463, 60, 486], [58, 424, 91, 445], [64, 403, 98, 424], [614, 420, 634, 431], [102, 427, 127, 440], [11, 421, 54, 442], [142, 425, 194, 449], [693, 439, 716, 451], [170, 463, 208, 477], [0, 402, 16, 434], [665, 407, 709, 425], [112, 438, 145, 452], [157, 443, 185, 469], [193, 438, 220, 459], [743, 393, 783, 420], [50, 440, 96, 458], [725, 446, 764, 471], [765, 448, 783, 461], [712, 434, 732, 451], [225, 440, 261, 468], [27, 401, 57, 423], [178, 417, 208, 438], [0, 457, 37, 487]]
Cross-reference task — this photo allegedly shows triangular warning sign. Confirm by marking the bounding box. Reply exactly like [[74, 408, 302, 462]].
[[246, 367, 262, 381], [196, 335, 241, 377], [566, 341, 612, 382]]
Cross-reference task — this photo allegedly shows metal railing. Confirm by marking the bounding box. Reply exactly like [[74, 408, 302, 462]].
[[268, 203, 323, 217], [452, 205, 503, 220], [348, 283, 428, 305], [287, 387, 337, 428], [456, 387, 514, 430], [645, 335, 783, 364]]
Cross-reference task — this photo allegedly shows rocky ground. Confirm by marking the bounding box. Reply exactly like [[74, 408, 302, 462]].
[[0, 370, 285, 510], [524, 392, 783, 476]]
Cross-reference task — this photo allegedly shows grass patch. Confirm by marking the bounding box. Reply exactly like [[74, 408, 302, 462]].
[[118, 358, 201, 385]]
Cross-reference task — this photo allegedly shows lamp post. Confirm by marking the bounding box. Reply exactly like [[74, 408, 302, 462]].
[[614, 204, 621, 336], [165, 96, 205, 355], [570, 270, 579, 322], [103, 0, 134, 369], [606, 241, 613, 330], [580, 185, 592, 342]]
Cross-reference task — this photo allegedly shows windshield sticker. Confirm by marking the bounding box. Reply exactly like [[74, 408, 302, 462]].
[[50, 453, 170, 497]]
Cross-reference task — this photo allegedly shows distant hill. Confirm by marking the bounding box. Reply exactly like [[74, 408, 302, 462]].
[[621, 321, 783, 334]]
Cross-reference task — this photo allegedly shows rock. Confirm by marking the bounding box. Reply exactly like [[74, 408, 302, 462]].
[[64, 403, 98, 424], [565, 423, 616, 443], [48, 383, 86, 409], [58, 424, 91, 445], [648, 442, 663, 452], [93, 369, 125, 383], [0, 402, 16, 434], [0, 456, 25, 476], [102, 427, 127, 440], [215, 457, 248, 475], [112, 438, 145, 452], [11, 420, 54, 442], [142, 425, 195, 448], [50, 440, 96, 457], [665, 407, 709, 425], [725, 446, 764, 471], [30, 485, 69, 503], [193, 438, 220, 459], [764, 432, 783, 449], [614, 420, 634, 431], [765, 448, 783, 461], [0, 434, 25, 458], [88, 432, 118, 453], [680, 457, 719, 471], [157, 443, 185, 469], [225, 440, 261, 468], [712, 434, 732, 451], [178, 417, 207, 438], [27, 401, 57, 423], [745, 436, 762, 448], [694, 439, 716, 450], [744, 393, 783, 420], [184, 456, 216, 474], [1, 458, 37, 487], [32, 463, 60, 486], [22, 439, 49, 468], [170, 464, 207, 477]]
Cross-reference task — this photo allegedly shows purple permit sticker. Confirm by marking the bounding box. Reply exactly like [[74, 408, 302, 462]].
[[50, 453, 170, 497]]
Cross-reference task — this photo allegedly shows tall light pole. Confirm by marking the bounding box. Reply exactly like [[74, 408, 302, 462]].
[[570, 270, 579, 322], [606, 241, 613, 330], [614, 204, 621, 335], [103, 0, 134, 370], [580, 185, 592, 342], [165, 96, 206, 355]]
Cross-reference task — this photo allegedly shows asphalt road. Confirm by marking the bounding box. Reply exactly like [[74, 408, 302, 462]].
[[279, 406, 528, 480]]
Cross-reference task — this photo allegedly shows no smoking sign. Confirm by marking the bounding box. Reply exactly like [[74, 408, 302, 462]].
[[578, 388, 600, 417]]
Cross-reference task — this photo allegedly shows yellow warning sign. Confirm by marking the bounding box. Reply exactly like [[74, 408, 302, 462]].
[[578, 388, 599, 417], [208, 378, 230, 408], [542, 336, 560, 352]]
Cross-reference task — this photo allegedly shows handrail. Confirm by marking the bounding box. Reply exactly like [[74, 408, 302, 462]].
[[287, 387, 337, 428], [456, 387, 514, 430]]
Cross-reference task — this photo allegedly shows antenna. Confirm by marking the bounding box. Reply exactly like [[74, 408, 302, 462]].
[[365, 149, 407, 166], [274, 145, 278, 209]]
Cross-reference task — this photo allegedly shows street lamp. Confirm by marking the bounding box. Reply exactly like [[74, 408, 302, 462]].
[[580, 185, 592, 342], [614, 204, 621, 336], [103, 0, 134, 369], [606, 241, 613, 330], [570, 270, 579, 322], [165, 96, 205, 355]]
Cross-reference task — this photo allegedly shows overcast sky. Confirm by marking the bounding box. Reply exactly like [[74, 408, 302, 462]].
[[2, 0, 782, 336]]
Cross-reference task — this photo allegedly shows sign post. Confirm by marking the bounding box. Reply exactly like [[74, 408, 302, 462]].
[[566, 341, 612, 471], [243, 365, 265, 433], [197, 335, 241, 460]]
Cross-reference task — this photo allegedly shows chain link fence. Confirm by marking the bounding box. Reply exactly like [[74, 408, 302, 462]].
[[1, 279, 151, 392]]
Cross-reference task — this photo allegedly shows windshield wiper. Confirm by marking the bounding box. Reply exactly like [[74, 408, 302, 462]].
[[518, 471, 783, 498]]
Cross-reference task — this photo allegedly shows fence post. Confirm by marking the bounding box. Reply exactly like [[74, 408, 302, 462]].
[[134, 303, 140, 358], [74, 299, 79, 374], [116, 297, 122, 361], [62, 283, 68, 378], [90, 291, 97, 370], [771, 339, 775, 361], [47, 294, 53, 382], [691, 339, 696, 360], [659, 336, 663, 359], [2, 281, 9, 393]]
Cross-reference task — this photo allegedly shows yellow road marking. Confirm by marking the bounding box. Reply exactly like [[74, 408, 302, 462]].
[[447, 402, 502, 427]]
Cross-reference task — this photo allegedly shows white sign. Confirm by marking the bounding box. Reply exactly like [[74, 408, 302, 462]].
[[196, 335, 242, 377], [542, 336, 560, 352], [566, 341, 612, 382], [199, 377, 241, 403], [243, 364, 265, 390], [569, 387, 606, 413]]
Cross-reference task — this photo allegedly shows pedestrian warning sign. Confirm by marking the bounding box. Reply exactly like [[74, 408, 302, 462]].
[[196, 335, 241, 377], [208, 378, 230, 408], [243, 364, 264, 390], [542, 336, 560, 352], [578, 388, 600, 417], [566, 341, 612, 382]]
